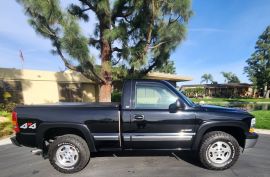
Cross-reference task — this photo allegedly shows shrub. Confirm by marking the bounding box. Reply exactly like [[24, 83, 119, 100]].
[[112, 91, 122, 102], [184, 87, 205, 97], [0, 111, 13, 138], [0, 122, 13, 137], [0, 102, 17, 112]]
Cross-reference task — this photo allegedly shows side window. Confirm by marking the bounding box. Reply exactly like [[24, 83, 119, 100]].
[[135, 84, 178, 109]]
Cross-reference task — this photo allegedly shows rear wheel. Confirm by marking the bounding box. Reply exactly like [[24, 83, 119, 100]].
[[48, 134, 90, 173], [199, 131, 240, 170]]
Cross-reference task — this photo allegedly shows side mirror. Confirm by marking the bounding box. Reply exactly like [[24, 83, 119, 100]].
[[169, 99, 185, 113]]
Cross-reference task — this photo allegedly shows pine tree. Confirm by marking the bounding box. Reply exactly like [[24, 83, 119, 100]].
[[17, 0, 192, 101], [154, 60, 176, 74], [244, 26, 270, 98]]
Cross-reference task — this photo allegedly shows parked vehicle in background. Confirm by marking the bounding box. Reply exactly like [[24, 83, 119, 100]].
[[11, 79, 258, 173]]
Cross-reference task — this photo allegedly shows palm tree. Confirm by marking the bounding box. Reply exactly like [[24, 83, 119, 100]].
[[221, 72, 230, 83], [221, 72, 240, 83], [201, 74, 213, 84]]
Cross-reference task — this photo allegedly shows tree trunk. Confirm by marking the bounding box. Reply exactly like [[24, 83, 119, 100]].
[[99, 82, 111, 102], [263, 85, 269, 98], [265, 90, 270, 99], [99, 12, 112, 102], [99, 40, 112, 102]]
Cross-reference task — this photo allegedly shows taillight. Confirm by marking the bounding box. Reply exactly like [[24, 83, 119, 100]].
[[12, 111, 20, 133]]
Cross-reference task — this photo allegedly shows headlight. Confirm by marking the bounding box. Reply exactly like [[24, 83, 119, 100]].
[[249, 118, 256, 133]]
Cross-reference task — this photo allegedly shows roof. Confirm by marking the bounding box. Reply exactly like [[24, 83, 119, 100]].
[[0, 68, 192, 83], [146, 72, 192, 82]]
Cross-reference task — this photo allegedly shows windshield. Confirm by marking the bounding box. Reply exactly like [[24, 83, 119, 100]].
[[161, 81, 197, 107], [177, 90, 196, 107]]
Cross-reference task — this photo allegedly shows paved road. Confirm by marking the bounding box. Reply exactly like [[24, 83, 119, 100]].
[[0, 134, 269, 177]]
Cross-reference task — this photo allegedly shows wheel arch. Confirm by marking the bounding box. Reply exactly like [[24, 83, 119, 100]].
[[192, 121, 248, 150], [36, 123, 97, 152]]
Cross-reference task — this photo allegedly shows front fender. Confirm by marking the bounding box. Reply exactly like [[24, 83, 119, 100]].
[[36, 122, 97, 152], [192, 121, 248, 150]]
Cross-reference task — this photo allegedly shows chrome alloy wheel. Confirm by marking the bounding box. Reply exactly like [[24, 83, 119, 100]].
[[55, 144, 79, 168], [207, 141, 232, 164]]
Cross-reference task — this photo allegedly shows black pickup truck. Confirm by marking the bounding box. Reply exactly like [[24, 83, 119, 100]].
[[11, 79, 258, 173]]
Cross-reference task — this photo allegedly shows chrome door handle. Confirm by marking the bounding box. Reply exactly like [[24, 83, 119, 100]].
[[134, 114, 144, 120]]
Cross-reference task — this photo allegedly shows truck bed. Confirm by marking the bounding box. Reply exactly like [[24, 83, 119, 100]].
[[15, 102, 121, 142]]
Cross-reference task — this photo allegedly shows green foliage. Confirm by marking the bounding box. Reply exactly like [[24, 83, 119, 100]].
[[111, 91, 122, 102], [201, 73, 213, 84], [184, 87, 205, 97], [221, 72, 240, 83], [0, 102, 17, 112], [154, 60, 176, 74], [17, 0, 98, 82], [17, 0, 192, 82], [3, 92, 12, 101], [61, 14, 93, 64], [0, 110, 11, 117], [110, 0, 192, 73], [0, 111, 13, 138], [244, 26, 270, 97], [112, 66, 128, 80]]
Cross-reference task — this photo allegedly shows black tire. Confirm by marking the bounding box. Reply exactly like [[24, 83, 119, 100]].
[[48, 134, 90, 173], [199, 131, 240, 170]]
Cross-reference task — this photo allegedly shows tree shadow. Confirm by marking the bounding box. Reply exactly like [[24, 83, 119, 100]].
[[92, 150, 204, 169], [0, 68, 32, 104], [54, 70, 98, 103]]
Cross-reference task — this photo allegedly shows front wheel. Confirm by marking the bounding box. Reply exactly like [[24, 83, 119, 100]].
[[48, 134, 90, 173], [199, 131, 240, 170]]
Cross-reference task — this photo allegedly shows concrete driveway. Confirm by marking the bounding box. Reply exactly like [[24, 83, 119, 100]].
[[0, 134, 269, 177]]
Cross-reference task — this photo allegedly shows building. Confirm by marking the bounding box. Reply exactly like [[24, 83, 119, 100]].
[[180, 83, 254, 98], [0, 68, 192, 104], [0, 68, 98, 104]]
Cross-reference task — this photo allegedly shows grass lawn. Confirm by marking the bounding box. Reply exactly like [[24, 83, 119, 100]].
[[0, 111, 13, 138], [191, 97, 270, 103], [251, 110, 270, 130]]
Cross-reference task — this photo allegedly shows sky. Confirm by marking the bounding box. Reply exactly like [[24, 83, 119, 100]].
[[0, 0, 270, 85]]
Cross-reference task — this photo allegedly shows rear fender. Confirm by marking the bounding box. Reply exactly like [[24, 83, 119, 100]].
[[36, 123, 97, 152]]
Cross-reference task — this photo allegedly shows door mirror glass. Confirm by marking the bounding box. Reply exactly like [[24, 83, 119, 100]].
[[169, 99, 185, 113]]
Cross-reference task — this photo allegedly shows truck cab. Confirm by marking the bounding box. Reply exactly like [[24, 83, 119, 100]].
[[120, 80, 197, 150]]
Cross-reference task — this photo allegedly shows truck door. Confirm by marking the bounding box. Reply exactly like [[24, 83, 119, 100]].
[[122, 81, 196, 149]]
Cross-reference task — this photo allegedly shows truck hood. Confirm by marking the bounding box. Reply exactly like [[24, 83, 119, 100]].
[[199, 104, 250, 114]]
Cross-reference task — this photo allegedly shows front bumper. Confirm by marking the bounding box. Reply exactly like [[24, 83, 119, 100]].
[[245, 132, 259, 149], [10, 136, 21, 147]]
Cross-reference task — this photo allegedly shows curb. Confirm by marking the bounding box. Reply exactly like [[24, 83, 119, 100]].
[[0, 137, 12, 146], [255, 128, 270, 135]]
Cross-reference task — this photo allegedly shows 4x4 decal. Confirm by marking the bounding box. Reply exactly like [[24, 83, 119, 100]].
[[20, 123, 37, 129]]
